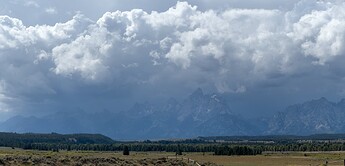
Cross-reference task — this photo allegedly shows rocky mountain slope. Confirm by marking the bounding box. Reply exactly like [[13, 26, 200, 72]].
[[0, 89, 254, 139], [2, 89, 345, 139], [267, 97, 345, 135]]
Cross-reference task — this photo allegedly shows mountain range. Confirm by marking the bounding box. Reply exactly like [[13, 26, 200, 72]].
[[267, 97, 345, 135], [1, 89, 345, 140]]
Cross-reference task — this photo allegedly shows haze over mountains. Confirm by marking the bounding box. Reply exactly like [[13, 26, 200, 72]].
[[1, 0, 345, 124], [1, 0, 345, 143], [1, 89, 345, 140], [267, 97, 345, 135]]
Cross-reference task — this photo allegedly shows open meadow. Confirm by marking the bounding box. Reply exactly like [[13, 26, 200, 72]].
[[185, 152, 345, 166], [0, 148, 191, 166], [1, 148, 345, 166]]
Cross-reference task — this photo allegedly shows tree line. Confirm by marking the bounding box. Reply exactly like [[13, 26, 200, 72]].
[[2, 132, 345, 156], [11, 142, 345, 156]]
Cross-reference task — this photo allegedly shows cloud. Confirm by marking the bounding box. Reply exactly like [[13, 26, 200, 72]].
[[1, 0, 345, 117], [289, 3, 345, 65], [0, 81, 11, 112], [24, 1, 40, 8], [45, 7, 57, 14]]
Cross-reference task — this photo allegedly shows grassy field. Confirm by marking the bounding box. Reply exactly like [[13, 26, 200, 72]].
[[0, 148, 193, 166], [185, 152, 345, 166], [1, 148, 345, 165]]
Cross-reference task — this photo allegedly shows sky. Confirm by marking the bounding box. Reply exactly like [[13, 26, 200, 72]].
[[0, 0, 345, 120]]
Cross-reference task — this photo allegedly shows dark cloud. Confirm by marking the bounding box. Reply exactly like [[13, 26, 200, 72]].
[[0, 1, 345, 120]]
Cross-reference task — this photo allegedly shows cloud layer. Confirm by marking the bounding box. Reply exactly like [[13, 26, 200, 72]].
[[1, 0, 345, 118]]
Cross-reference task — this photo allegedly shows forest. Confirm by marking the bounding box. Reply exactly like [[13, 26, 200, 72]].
[[1, 132, 345, 156]]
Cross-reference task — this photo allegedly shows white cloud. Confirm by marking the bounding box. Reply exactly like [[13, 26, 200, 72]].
[[51, 32, 112, 81], [45, 7, 57, 14], [24, 1, 40, 8], [0, 1, 345, 115]]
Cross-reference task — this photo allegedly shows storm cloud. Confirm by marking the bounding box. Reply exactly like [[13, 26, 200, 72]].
[[1, 0, 345, 119]]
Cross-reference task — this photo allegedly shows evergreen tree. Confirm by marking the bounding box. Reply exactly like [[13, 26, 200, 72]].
[[123, 146, 130, 155], [176, 144, 182, 155]]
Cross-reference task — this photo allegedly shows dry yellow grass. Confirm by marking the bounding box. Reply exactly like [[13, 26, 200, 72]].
[[0, 148, 192, 166], [185, 152, 345, 166], [2, 148, 345, 166]]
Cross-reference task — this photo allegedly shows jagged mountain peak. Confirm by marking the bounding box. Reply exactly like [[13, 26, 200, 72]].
[[301, 97, 335, 112], [177, 89, 233, 124], [188, 88, 226, 104], [318, 97, 328, 101], [310, 97, 331, 104], [267, 97, 345, 135], [6, 88, 345, 139]]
